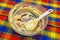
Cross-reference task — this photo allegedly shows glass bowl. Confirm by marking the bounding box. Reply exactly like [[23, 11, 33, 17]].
[[8, 2, 48, 36]]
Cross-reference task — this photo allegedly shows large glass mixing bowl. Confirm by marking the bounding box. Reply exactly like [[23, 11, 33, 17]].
[[8, 2, 48, 36]]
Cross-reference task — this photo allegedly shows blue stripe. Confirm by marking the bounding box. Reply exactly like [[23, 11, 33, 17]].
[[0, 26, 14, 34], [14, 0, 22, 3], [0, 6, 5, 10], [57, 0, 60, 1], [4, 8, 10, 11], [46, 6, 53, 9], [42, 5, 59, 10], [0, 25, 29, 37], [33, 34, 41, 40], [40, 36, 50, 40], [0, 26, 8, 32], [9, 0, 22, 3], [48, 17, 57, 21], [31, 2, 36, 5], [49, 17, 60, 22], [42, 5, 53, 10], [57, 8, 60, 11], [56, 18, 60, 22], [40, 35, 57, 40], [42, 5, 47, 8], [48, 17, 60, 22]]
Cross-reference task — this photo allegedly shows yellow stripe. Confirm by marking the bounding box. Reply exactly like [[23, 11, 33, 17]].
[[0, 3, 14, 9], [49, 14, 57, 18], [3, 21, 12, 28], [0, 20, 11, 28], [40, 30, 58, 38], [27, 0, 33, 2], [6, 5, 14, 9], [35, 1, 59, 8], [48, 31, 58, 38], [58, 15, 60, 18], [51, 4, 58, 8], [49, 14, 60, 18], [1, 3, 7, 7], [40, 30, 45, 34], [0, 3, 2, 6], [0, 20, 4, 25], [22, 0, 34, 2], [36, 1, 42, 5]]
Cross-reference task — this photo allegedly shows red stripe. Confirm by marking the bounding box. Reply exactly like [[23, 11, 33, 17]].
[[57, 2, 60, 5], [42, 0, 48, 2], [0, 32, 32, 40], [0, 32, 24, 40], [0, 0, 4, 2], [48, 21, 60, 27], [0, 0, 8, 3], [45, 26, 57, 32], [57, 28, 60, 34], [8, 1, 17, 5], [9, 35, 23, 40], [0, 32, 4, 38], [56, 22, 60, 27], [3, 10, 9, 15], [0, 15, 8, 20], [45, 26, 60, 33], [57, 11, 60, 15], [48, 21, 56, 25]]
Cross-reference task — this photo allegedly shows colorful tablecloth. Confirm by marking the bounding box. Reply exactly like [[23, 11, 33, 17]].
[[0, 0, 60, 40]]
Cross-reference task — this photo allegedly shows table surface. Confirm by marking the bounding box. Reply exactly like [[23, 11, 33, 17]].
[[0, 0, 60, 40]]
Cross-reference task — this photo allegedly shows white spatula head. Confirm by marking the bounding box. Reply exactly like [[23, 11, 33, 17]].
[[23, 18, 38, 30]]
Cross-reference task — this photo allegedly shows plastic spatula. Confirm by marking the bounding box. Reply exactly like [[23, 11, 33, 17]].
[[23, 9, 53, 30]]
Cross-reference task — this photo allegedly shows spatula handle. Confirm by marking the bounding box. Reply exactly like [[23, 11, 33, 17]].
[[37, 9, 53, 21]]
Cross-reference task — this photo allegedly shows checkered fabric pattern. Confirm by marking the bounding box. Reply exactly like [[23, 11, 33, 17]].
[[0, 0, 60, 40]]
